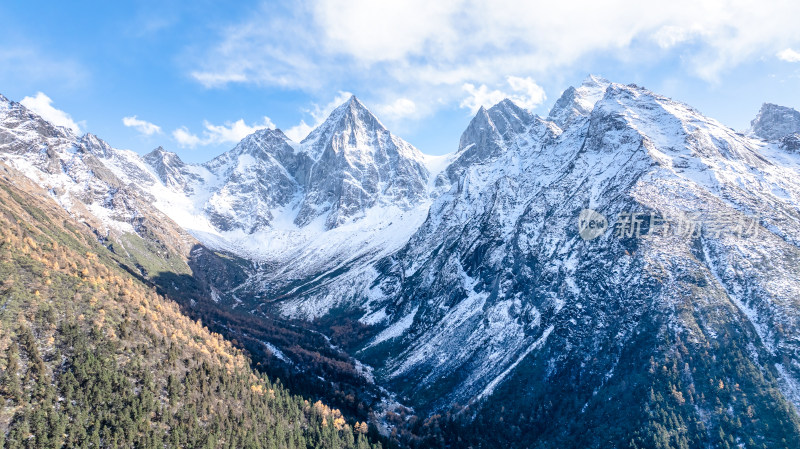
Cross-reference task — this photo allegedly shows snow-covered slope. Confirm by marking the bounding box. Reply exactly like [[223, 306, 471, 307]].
[[124, 96, 438, 310], [0, 95, 196, 265], [272, 78, 800, 422]]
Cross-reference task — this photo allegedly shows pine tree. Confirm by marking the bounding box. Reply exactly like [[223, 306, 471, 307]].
[[1, 342, 23, 403]]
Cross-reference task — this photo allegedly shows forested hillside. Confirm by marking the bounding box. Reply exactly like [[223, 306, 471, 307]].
[[0, 162, 382, 449]]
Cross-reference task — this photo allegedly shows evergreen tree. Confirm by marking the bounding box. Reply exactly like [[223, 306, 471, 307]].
[[1, 342, 22, 403]]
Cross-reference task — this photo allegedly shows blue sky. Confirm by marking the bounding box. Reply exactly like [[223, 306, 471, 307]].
[[2, 0, 800, 162]]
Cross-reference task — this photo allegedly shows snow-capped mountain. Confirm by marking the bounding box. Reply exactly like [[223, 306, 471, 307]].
[[0, 94, 196, 277], [546, 74, 610, 131], [2, 78, 800, 446], [347, 79, 800, 420], [150, 95, 431, 236], [296, 96, 429, 228], [198, 128, 303, 233]]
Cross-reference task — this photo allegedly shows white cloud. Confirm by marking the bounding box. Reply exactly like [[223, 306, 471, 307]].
[[506, 76, 547, 110], [460, 76, 546, 113], [778, 48, 800, 63], [460, 84, 507, 114], [284, 91, 354, 141], [20, 92, 82, 134], [189, 0, 800, 115], [172, 127, 203, 147], [172, 116, 275, 148], [283, 121, 315, 143], [314, 0, 460, 63], [375, 98, 417, 120], [122, 115, 162, 136]]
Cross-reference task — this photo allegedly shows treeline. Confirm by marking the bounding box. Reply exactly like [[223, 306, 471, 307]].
[[148, 270, 385, 423]]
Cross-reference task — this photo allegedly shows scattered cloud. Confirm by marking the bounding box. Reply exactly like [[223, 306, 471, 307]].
[[460, 76, 546, 113], [460, 84, 507, 114], [188, 4, 323, 90], [284, 91, 353, 141], [282, 121, 315, 144], [778, 48, 800, 63], [122, 115, 162, 136], [172, 117, 275, 148], [506, 77, 547, 110], [172, 127, 203, 147], [20, 92, 82, 134]]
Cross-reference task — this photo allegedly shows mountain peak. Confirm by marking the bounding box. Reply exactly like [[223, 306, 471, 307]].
[[345, 94, 361, 105], [459, 99, 534, 152], [489, 98, 525, 115], [79, 132, 115, 158], [548, 75, 611, 130], [582, 74, 611, 87], [144, 146, 178, 160], [749, 103, 800, 141], [300, 95, 388, 160]]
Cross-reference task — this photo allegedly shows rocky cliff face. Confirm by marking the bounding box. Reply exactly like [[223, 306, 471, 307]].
[[749, 102, 800, 140], [295, 96, 429, 229], [199, 128, 303, 233], [351, 81, 800, 420]]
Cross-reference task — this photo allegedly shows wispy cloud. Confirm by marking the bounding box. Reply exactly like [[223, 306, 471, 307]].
[[283, 91, 353, 142], [778, 48, 800, 63], [0, 47, 87, 89], [122, 115, 162, 136], [375, 98, 417, 121], [172, 117, 275, 148], [20, 92, 82, 134], [460, 76, 546, 113]]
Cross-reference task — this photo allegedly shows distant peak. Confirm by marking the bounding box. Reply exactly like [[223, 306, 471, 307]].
[[490, 98, 523, 113], [582, 74, 610, 86], [144, 146, 185, 167], [300, 94, 388, 152], [80, 133, 107, 146], [759, 102, 794, 113], [548, 76, 612, 130], [145, 146, 170, 157], [342, 94, 375, 118], [750, 103, 800, 141], [459, 98, 534, 151]]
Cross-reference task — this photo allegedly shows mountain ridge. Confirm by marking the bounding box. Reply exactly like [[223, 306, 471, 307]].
[[2, 78, 800, 447]]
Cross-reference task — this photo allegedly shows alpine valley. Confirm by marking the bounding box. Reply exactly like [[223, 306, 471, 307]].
[[2, 76, 800, 448]]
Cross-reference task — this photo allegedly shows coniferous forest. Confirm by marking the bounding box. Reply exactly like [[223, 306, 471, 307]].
[[0, 166, 382, 448]]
